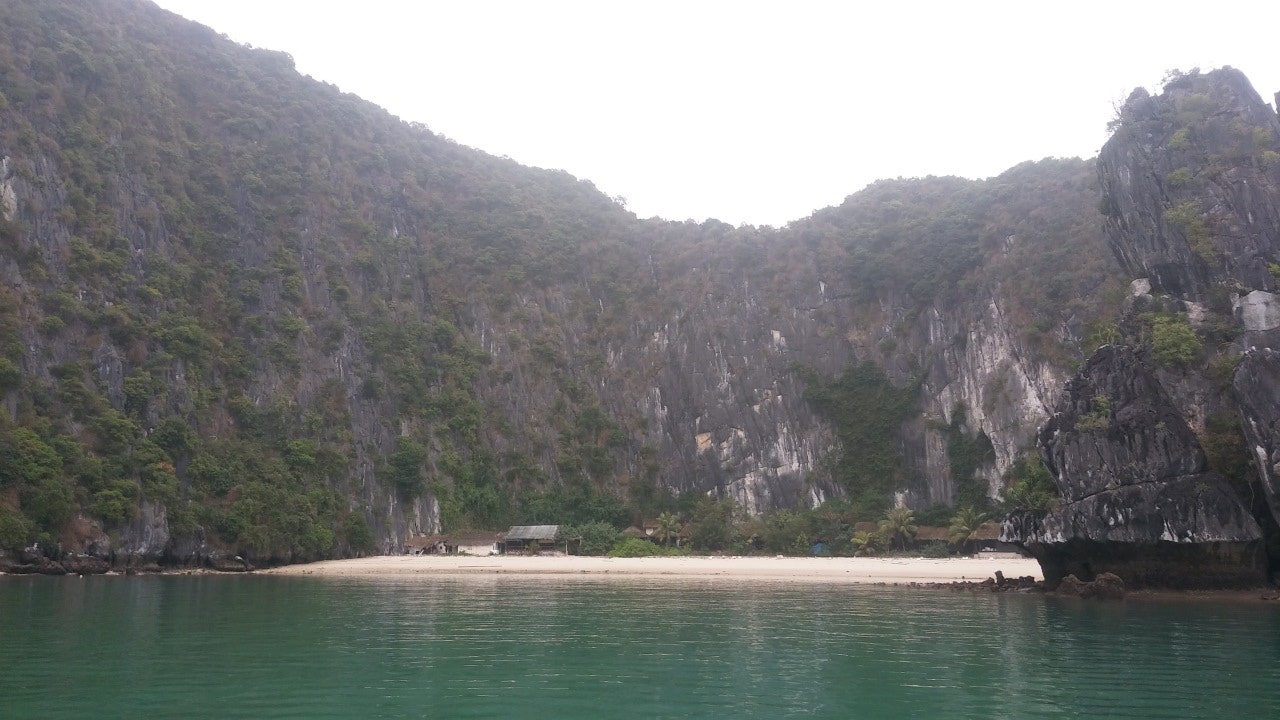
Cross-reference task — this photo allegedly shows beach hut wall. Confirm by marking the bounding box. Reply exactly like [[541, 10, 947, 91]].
[[450, 531, 503, 555]]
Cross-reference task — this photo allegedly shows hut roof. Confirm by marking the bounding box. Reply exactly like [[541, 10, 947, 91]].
[[621, 526, 647, 538], [450, 531, 502, 545], [505, 525, 560, 542], [972, 522, 1001, 541], [405, 534, 445, 549], [915, 526, 950, 542], [853, 521, 879, 534]]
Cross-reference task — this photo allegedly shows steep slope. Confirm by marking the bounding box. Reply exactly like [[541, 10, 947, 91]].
[[1004, 68, 1280, 586], [0, 0, 649, 561], [1004, 346, 1264, 588], [0, 0, 1128, 566], [1099, 67, 1280, 300]]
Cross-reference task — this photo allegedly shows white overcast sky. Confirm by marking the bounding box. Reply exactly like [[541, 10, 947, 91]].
[[151, 0, 1280, 227]]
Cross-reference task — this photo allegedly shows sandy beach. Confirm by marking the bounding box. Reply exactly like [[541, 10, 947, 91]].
[[262, 554, 1041, 584]]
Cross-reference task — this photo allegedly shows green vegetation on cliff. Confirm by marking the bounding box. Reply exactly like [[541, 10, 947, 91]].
[[799, 362, 917, 515], [946, 405, 996, 511], [0, 0, 1188, 565], [0, 0, 641, 558]]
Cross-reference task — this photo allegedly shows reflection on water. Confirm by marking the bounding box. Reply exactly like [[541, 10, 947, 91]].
[[2, 576, 1279, 719]]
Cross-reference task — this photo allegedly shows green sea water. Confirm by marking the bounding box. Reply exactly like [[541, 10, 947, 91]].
[[2, 575, 1279, 719]]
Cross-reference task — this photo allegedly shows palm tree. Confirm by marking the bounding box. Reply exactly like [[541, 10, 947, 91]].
[[879, 507, 918, 551], [948, 506, 989, 547], [655, 512, 681, 547], [850, 530, 887, 556]]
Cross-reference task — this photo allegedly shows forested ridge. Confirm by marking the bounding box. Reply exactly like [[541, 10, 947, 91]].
[[16, 0, 1261, 567]]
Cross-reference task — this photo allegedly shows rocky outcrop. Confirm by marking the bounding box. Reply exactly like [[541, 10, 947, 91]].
[[1234, 348, 1280, 519], [1055, 572, 1126, 600], [1014, 68, 1280, 590], [1231, 348, 1280, 572], [0, 156, 17, 221], [1003, 346, 1265, 588], [1099, 67, 1280, 300]]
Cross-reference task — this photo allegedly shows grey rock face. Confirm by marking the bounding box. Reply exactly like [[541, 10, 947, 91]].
[[1098, 68, 1280, 300], [1055, 572, 1126, 600], [117, 501, 171, 565], [0, 156, 16, 220], [1236, 290, 1280, 333], [1038, 346, 1204, 502], [1231, 348, 1280, 543], [1005, 345, 1265, 587]]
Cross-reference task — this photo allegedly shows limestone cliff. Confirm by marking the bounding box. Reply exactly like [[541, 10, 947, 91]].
[[1099, 67, 1280, 299], [1004, 346, 1264, 588], [1230, 348, 1280, 560], [1001, 67, 1280, 586], [0, 0, 1153, 568]]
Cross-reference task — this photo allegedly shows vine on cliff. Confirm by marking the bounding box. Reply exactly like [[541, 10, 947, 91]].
[[946, 404, 996, 511], [1001, 454, 1059, 511], [798, 362, 918, 515]]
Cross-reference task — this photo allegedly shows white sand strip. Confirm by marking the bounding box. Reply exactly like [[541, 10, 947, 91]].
[[262, 554, 1041, 584]]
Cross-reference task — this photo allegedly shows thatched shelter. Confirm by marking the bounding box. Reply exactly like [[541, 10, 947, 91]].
[[502, 525, 560, 553]]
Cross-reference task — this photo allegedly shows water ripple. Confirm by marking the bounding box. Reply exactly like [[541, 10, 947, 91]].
[[2, 576, 1279, 718]]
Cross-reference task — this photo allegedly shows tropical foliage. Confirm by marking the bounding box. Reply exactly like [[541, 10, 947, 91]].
[[948, 507, 989, 546], [799, 362, 918, 516], [0, 0, 1206, 563], [879, 507, 919, 551], [654, 511, 681, 547], [1001, 456, 1060, 511]]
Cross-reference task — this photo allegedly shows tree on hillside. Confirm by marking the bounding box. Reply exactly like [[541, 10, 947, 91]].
[[1002, 455, 1059, 511], [689, 498, 737, 551], [879, 507, 918, 551], [948, 506, 989, 547], [850, 529, 887, 556], [655, 511, 681, 547]]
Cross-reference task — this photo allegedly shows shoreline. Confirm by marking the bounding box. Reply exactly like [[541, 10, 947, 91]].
[[256, 555, 1279, 602], [5, 555, 1276, 602], [261, 554, 1042, 585]]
